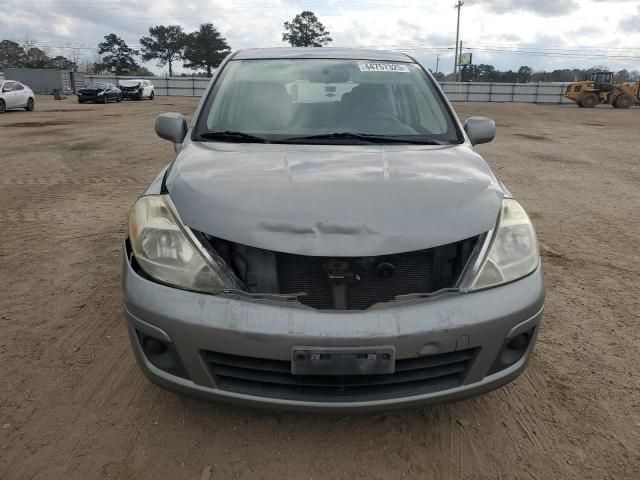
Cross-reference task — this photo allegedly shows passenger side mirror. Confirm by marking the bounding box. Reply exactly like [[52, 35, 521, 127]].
[[155, 113, 188, 146], [464, 117, 496, 146]]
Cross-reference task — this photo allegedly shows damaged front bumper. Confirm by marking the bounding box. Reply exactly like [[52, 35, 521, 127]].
[[122, 242, 545, 412], [120, 87, 143, 99]]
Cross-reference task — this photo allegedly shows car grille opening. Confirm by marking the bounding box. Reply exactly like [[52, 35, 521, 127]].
[[276, 250, 435, 310], [202, 349, 477, 402], [196, 233, 480, 311]]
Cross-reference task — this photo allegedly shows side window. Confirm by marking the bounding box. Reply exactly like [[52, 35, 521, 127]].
[[13, 83, 24, 91], [3, 82, 15, 92]]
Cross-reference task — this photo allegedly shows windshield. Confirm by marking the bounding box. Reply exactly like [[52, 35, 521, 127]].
[[195, 59, 461, 144], [86, 83, 107, 90]]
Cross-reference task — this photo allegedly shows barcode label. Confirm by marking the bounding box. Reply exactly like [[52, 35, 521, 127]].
[[358, 63, 410, 73]]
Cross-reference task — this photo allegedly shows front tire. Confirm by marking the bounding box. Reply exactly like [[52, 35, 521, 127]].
[[0, 100, 6, 113], [116, 95, 122, 103], [579, 93, 598, 108], [150, 91, 155, 100], [102, 95, 108, 104], [25, 98, 35, 111], [615, 94, 634, 109]]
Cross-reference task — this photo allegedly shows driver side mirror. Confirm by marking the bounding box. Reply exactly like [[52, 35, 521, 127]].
[[464, 117, 496, 146], [155, 113, 188, 148]]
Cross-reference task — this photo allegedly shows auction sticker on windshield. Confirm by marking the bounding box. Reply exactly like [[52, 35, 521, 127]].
[[358, 63, 410, 73]]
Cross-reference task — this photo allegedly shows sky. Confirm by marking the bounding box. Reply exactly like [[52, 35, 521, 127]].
[[2, 0, 639, 75]]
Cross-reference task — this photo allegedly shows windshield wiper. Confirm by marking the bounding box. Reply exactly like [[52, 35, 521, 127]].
[[199, 131, 268, 143], [276, 132, 447, 145]]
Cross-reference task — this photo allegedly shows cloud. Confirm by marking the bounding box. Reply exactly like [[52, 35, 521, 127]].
[[473, 0, 578, 17], [570, 24, 604, 36], [620, 6, 640, 31], [0, 0, 638, 74]]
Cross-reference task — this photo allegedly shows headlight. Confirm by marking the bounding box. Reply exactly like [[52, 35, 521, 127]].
[[471, 199, 540, 290], [128, 195, 239, 292], [97, 91, 104, 95]]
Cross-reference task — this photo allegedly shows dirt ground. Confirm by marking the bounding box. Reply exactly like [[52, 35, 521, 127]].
[[1, 95, 639, 480]]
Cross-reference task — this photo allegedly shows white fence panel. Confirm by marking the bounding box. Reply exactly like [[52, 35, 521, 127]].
[[81, 74, 211, 97], [79, 74, 574, 103], [441, 81, 572, 103]]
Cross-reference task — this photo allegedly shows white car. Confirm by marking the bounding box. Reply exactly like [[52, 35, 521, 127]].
[[0, 80, 35, 113], [118, 79, 155, 100]]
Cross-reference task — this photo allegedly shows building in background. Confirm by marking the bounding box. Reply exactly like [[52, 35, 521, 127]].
[[4, 68, 79, 94]]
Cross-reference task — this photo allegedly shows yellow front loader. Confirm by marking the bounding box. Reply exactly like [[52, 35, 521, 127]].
[[565, 71, 640, 108]]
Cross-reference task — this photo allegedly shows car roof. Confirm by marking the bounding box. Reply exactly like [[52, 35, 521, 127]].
[[233, 47, 414, 63]]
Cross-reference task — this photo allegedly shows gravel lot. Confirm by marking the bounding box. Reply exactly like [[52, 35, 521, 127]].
[[1, 95, 638, 479]]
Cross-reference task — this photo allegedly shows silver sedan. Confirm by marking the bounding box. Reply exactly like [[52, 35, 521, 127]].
[[122, 47, 544, 412]]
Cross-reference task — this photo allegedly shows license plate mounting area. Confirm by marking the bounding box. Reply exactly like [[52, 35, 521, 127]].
[[291, 346, 395, 376]]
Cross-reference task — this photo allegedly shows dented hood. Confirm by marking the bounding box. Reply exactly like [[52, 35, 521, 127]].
[[166, 141, 505, 257]]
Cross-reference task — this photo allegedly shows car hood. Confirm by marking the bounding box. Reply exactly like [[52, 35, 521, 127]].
[[166, 141, 505, 256]]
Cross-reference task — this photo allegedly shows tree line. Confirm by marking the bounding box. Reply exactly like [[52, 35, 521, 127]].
[[0, 12, 328, 77], [96, 23, 231, 77], [436, 64, 640, 83], [0, 39, 81, 72], [95, 12, 330, 77], [0, 23, 231, 78]]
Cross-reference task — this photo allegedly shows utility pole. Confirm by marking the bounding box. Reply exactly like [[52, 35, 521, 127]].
[[435, 53, 440, 76], [454, 1, 464, 81], [458, 41, 463, 82]]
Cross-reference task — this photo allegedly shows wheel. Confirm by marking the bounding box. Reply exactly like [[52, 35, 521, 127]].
[[0, 100, 5, 114], [102, 95, 108, 104], [615, 94, 634, 109], [579, 93, 598, 108], [78, 98, 84, 104], [611, 96, 620, 108], [150, 91, 155, 100], [116, 95, 122, 103], [137, 93, 142, 101], [25, 98, 34, 111]]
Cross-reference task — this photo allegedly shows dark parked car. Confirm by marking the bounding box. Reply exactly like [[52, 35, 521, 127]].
[[77, 83, 122, 104]]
